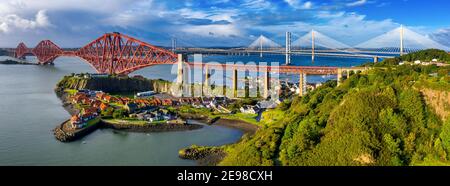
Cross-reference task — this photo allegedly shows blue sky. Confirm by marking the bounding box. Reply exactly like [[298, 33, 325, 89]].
[[0, 0, 449, 47]]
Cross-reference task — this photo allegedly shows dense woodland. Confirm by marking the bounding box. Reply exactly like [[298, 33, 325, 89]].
[[219, 50, 450, 166]]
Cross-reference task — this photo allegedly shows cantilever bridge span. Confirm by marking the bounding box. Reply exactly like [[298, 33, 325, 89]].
[[13, 33, 178, 75], [13, 32, 351, 76]]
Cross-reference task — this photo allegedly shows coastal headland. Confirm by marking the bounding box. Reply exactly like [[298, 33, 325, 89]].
[[53, 73, 261, 145]]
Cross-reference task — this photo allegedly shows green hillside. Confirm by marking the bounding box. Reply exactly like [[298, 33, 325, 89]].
[[376, 49, 450, 66], [219, 58, 450, 166]]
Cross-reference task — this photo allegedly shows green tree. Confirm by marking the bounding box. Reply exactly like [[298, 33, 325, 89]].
[[112, 109, 126, 119], [440, 120, 450, 154]]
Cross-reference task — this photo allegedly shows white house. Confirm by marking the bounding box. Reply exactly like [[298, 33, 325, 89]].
[[240, 105, 259, 114]]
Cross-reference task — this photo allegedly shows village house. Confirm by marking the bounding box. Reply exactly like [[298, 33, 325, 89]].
[[71, 92, 88, 104], [192, 102, 205, 108], [91, 100, 103, 108], [102, 95, 119, 103], [96, 92, 106, 100], [70, 115, 85, 129], [70, 111, 97, 130], [100, 102, 109, 111], [162, 99, 173, 106], [134, 108, 175, 123], [83, 107, 99, 115], [125, 103, 139, 113], [240, 105, 260, 114]]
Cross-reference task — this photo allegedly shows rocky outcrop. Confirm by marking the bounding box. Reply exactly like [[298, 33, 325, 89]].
[[421, 88, 450, 121], [179, 145, 226, 166], [53, 119, 101, 142], [56, 74, 173, 93]]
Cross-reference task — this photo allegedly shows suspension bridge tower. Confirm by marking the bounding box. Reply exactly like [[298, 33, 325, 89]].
[[285, 32, 291, 65], [259, 35, 263, 58], [400, 25, 404, 56], [311, 29, 315, 62], [171, 38, 177, 52]]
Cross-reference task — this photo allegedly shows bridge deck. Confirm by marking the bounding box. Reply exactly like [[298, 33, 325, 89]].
[[186, 62, 367, 75]]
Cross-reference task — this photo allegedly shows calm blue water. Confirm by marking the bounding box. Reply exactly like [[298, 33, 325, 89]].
[[0, 54, 369, 165], [0, 56, 243, 166]]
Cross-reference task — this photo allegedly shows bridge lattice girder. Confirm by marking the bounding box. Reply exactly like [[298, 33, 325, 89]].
[[14, 33, 178, 74], [32, 40, 64, 64], [15, 42, 30, 59], [76, 33, 178, 74]]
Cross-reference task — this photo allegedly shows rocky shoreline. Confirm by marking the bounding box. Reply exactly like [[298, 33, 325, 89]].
[[179, 145, 226, 166], [53, 88, 206, 142], [101, 120, 203, 133], [53, 119, 100, 142]]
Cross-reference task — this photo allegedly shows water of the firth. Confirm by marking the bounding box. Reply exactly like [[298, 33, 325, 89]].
[[0, 54, 370, 165]]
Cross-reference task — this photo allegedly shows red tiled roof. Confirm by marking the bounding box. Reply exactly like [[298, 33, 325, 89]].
[[71, 115, 80, 122]]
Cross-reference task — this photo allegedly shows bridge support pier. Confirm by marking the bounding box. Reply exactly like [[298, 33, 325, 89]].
[[177, 54, 187, 96], [177, 54, 184, 84], [204, 65, 210, 96], [299, 73, 306, 96], [337, 68, 342, 86], [263, 71, 270, 99], [232, 68, 238, 98]]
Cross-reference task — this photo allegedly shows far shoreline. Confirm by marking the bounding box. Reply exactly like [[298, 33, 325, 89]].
[[0, 59, 37, 65]]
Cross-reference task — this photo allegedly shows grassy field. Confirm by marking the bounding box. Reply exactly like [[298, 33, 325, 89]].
[[86, 117, 100, 127], [110, 92, 136, 98], [220, 113, 259, 125], [102, 118, 148, 126], [64, 89, 78, 96], [178, 105, 260, 126]]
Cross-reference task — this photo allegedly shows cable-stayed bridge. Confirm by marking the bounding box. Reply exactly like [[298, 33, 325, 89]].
[[175, 25, 450, 64]]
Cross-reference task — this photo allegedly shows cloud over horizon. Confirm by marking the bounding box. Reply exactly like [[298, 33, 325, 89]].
[[0, 0, 448, 48]]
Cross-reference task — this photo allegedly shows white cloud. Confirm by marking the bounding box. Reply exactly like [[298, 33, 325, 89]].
[[429, 28, 450, 47], [0, 0, 136, 14], [242, 0, 272, 10], [347, 0, 368, 7], [0, 10, 51, 33], [284, 0, 313, 9], [316, 11, 345, 19], [181, 24, 241, 38]]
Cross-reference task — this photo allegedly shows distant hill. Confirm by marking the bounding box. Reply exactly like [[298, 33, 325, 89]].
[[379, 49, 450, 66]]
